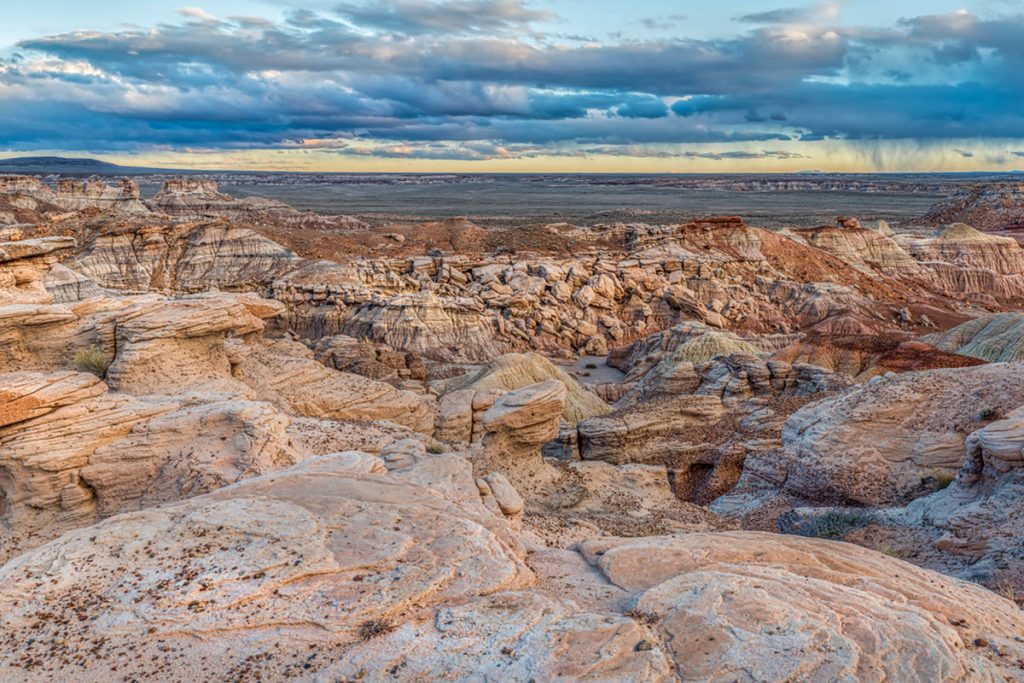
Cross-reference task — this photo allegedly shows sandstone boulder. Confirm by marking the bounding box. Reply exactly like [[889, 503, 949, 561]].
[[482, 379, 567, 459]]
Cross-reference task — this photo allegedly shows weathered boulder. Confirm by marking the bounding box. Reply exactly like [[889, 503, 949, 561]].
[[482, 379, 567, 459], [437, 352, 610, 424]]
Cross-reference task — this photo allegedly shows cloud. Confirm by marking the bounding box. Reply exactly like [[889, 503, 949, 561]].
[[954, 148, 974, 158], [333, 0, 555, 35], [3, 5, 1024, 164], [178, 7, 222, 24], [735, 3, 841, 25], [680, 150, 808, 160]]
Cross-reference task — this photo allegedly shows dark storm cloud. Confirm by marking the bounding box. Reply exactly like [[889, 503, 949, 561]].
[[4, 5, 1024, 158]]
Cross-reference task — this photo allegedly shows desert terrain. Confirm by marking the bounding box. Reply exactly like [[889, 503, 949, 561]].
[[1, 173, 1024, 681]]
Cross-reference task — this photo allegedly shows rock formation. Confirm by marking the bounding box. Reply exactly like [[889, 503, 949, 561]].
[[924, 312, 1024, 362], [3, 180, 1024, 680], [911, 182, 1024, 230], [717, 362, 1024, 517], [149, 177, 367, 229]]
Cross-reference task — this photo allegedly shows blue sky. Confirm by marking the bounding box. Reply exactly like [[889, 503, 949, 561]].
[[3, 0, 1024, 171]]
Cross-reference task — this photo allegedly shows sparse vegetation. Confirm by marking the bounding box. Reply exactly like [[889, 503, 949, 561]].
[[996, 583, 1020, 606], [426, 443, 445, 454], [625, 609, 660, 625], [978, 407, 1001, 422], [584, 362, 598, 369], [925, 469, 957, 491], [793, 510, 876, 540], [73, 345, 111, 378], [357, 619, 396, 641]]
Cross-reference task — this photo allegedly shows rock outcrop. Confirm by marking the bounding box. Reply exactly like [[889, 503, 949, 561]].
[[0, 370, 302, 562], [924, 312, 1024, 362], [54, 178, 149, 214], [0, 453, 668, 681], [0, 236, 76, 304], [911, 183, 1024, 230], [71, 221, 303, 292], [482, 380, 567, 460], [581, 531, 1024, 682], [721, 362, 1024, 512], [149, 178, 366, 230], [341, 291, 512, 362], [438, 352, 610, 423]]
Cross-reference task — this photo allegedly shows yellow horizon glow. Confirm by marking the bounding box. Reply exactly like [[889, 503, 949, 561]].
[[3, 140, 1024, 174]]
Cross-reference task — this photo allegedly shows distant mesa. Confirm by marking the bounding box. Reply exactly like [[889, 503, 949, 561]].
[[910, 182, 1024, 231], [0, 156, 155, 175]]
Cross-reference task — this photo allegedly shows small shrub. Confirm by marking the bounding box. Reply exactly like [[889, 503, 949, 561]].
[[584, 362, 598, 370], [357, 619, 396, 641], [793, 510, 875, 540], [926, 469, 957, 491], [73, 345, 111, 378], [978, 407, 1001, 422], [997, 583, 1020, 606], [625, 609, 660, 625], [426, 443, 445, 454]]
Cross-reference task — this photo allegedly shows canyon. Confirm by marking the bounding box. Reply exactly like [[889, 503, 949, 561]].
[[1, 174, 1024, 681]]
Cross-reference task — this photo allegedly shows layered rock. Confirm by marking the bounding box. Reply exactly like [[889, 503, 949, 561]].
[[923, 312, 1024, 362], [313, 334, 427, 383], [229, 337, 435, 434], [0, 236, 76, 304], [0, 370, 302, 562], [341, 291, 512, 362], [71, 220, 303, 292], [722, 362, 1024, 512], [54, 178, 149, 214], [897, 224, 1024, 300], [910, 182, 1024, 230]]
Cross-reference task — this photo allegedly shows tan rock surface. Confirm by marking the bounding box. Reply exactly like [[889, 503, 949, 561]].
[[438, 351, 611, 423], [0, 453, 670, 682], [0, 371, 303, 562], [581, 531, 1024, 682], [733, 362, 1024, 507]]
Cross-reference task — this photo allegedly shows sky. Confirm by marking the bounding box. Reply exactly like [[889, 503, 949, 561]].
[[3, 0, 1024, 172]]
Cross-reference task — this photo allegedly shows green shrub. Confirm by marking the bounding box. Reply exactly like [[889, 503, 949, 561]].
[[426, 443, 445, 454], [73, 345, 111, 378]]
